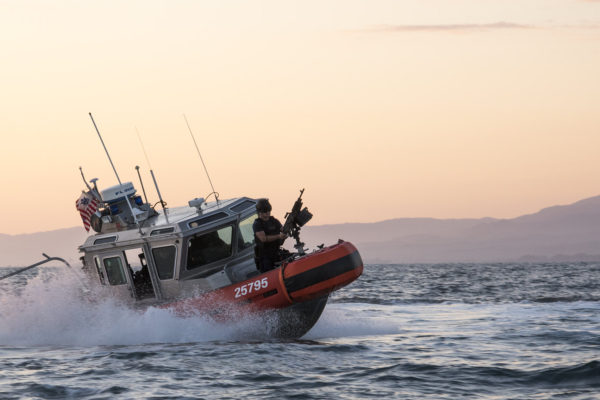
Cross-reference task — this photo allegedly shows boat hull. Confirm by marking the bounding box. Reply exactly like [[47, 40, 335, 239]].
[[163, 241, 363, 337], [267, 295, 329, 339]]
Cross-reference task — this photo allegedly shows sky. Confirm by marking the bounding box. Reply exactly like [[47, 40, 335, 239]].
[[0, 0, 599, 235]]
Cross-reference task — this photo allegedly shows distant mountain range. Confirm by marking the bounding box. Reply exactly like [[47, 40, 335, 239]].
[[2, 196, 600, 266], [0, 227, 88, 268], [301, 196, 600, 263]]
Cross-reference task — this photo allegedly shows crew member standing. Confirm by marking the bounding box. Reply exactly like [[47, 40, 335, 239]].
[[253, 198, 287, 272]]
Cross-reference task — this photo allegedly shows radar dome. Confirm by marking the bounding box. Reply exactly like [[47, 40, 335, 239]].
[[101, 182, 136, 203]]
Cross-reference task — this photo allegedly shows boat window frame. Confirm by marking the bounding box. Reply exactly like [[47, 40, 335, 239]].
[[150, 227, 175, 236], [230, 200, 256, 213], [188, 212, 229, 229], [102, 255, 128, 286], [122, 246, 157, 300], [93, 255, 106, 285], [238, 212, 257, 252], [185, 224, 235, 272], [151, 244, 178, 280], [94, 235, 118, 245]]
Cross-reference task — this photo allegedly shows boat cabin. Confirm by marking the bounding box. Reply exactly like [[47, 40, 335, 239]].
[[80, 191, 260, 304]]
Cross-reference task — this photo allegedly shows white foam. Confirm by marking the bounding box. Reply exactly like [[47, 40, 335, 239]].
[[0, 271, 405, 346], [0, 270, 267, 346]]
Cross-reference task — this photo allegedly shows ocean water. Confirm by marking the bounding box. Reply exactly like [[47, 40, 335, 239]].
[[0, 263, 599, 399]]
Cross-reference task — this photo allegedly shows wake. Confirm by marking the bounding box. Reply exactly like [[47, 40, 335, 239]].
[[0, 271, 400, 346]]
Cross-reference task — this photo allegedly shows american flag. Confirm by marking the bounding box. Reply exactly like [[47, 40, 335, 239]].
[[76, 191, 100, 232]]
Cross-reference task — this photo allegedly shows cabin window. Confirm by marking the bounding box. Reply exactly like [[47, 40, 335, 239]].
[[238, 213, 257, 250], [103, 256, 127, 285], [189, 212, 228, 229], [93, 256, 106, 285], [150, 227, 174, 236], [94, 236, 117, 245], [187, 226, 232, 270], [231, 200, 255, 213], [152, 246, 176, 280]]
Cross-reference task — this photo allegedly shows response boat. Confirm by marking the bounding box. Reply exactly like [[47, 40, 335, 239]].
[[74, 113, 362, 338], [77, 180, 363, 338]]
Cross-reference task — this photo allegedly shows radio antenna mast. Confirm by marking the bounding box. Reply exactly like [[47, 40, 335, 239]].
[[136, 127, 169, 223], [134, 166, 148, 203], [183, 114, 219, 204], [89, 112, 122, 185], [89, 113, 143, 234]]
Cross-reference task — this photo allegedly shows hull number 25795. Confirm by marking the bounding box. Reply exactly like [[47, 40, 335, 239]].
[[234, 277, 269, 298]]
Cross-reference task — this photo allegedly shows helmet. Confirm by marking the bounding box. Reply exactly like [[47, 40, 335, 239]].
[[256, 198, 272, 213]]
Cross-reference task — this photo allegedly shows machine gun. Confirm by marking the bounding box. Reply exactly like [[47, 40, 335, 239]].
[[282, 189, 313, 256]]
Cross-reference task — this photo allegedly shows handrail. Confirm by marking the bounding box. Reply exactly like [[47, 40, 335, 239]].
[[0, 254, 72, 281]]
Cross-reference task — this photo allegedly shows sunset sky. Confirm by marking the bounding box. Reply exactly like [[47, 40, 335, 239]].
[[1, 1, 599, 235]]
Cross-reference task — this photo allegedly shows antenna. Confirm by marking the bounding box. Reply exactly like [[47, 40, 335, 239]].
[[183, 114, 219, 203], [135, 166, 148, 203], [136, 127, 169, 223], [89, 112, 121, 185], [136, 127, 153, 170]]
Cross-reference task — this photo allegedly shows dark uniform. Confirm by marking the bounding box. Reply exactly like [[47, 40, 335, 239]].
[[253, 216, 283, 272]]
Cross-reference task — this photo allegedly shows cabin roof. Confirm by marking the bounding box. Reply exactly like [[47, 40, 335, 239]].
[[80, 197, 256, 252], [153, 197, 239, 226]]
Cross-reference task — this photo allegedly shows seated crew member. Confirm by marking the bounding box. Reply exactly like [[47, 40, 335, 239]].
[[253, 198, 287, 272], [134, 253, 153, 296]]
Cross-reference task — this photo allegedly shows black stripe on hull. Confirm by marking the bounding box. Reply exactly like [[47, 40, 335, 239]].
[[284, 250, 363, 294]]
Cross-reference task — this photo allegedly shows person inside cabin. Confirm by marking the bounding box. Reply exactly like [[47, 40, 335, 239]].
[[133, 253, 153, 297], [253, 198, 287, 272]]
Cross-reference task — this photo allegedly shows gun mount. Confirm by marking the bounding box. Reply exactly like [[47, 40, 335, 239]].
[[282, 189, 313, 256]]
